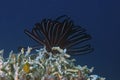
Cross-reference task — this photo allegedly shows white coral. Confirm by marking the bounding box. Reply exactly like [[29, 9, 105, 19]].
[[0, 48, 105, 80]]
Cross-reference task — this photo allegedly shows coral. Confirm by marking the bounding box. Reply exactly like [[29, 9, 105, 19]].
[[0, 47, 105, 80], [0, 16, 105, 80]]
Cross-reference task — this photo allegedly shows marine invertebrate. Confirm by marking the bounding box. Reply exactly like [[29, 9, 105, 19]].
[[24, 15, 93, 55], [0, 48, 105, 80], [0, 16, 105, 80]]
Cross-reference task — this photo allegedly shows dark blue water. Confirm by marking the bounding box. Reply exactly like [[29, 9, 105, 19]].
[[0, 0, 119, 79]]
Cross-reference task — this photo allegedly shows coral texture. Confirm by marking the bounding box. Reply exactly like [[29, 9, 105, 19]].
[[0, 47, 105, 80]]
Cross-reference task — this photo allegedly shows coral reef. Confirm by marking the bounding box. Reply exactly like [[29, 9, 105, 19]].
[[0, 16, 105, 80], [0, 47, 105, 80]]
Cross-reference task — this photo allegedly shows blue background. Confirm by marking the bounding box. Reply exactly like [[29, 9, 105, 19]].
[[0, 0, 119, 80]]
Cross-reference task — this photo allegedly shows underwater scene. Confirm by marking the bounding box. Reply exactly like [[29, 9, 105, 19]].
[[0, 0, 119, 80], [0, 16, 105, 80]]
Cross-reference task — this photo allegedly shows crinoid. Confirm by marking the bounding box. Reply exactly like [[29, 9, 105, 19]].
[[24, 15, 93, 55]]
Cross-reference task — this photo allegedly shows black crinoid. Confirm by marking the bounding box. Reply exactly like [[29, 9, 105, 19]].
[[24, 15, 93, 55]]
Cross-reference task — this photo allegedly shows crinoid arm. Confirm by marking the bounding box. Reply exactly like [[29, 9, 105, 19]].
[[24, 15, 93, 55]]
